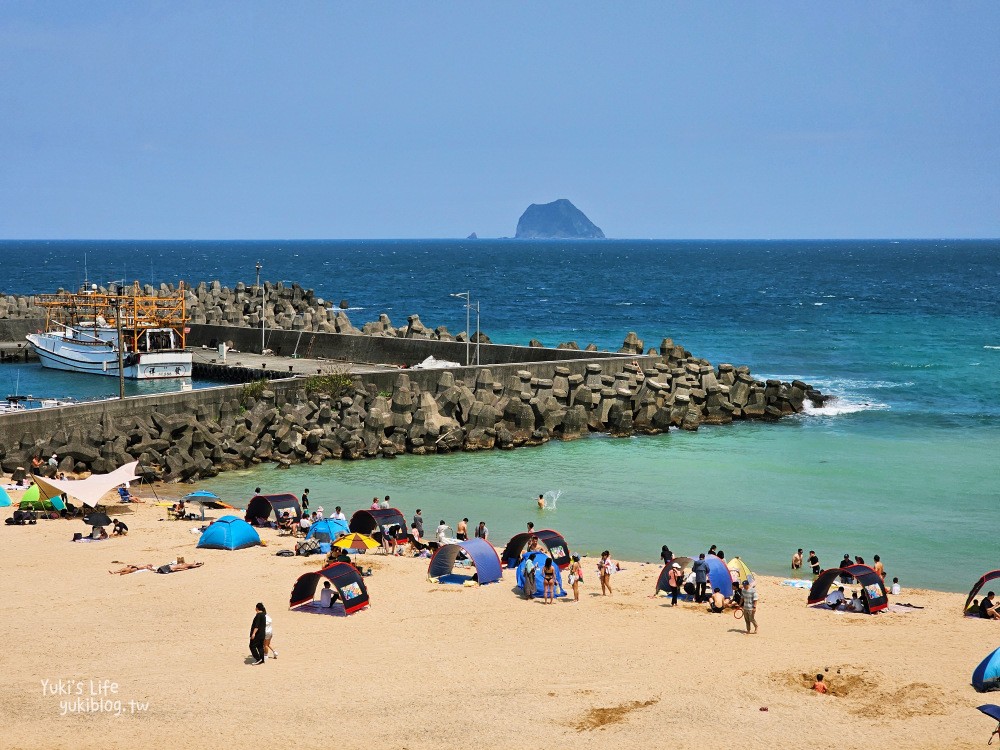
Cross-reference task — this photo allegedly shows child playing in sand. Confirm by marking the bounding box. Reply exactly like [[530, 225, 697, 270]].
[[813, 674, 828, 694]]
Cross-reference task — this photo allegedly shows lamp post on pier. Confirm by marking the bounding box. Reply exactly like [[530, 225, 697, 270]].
[[450, 291, 480, 366], [255, 262, 265, 354]]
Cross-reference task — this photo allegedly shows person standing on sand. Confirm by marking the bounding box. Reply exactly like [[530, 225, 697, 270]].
[[249, 603, 267, 665], [568, 554, 583, 602], [660, 545, 673, 566], [475, 521, 488, 541], [792, 549, 803, 570], [301, 489, 310, 512], [456, 518, 468, 541], [667, 562, 682, 606], [692, 554, 710, 603], [522, 555, 537, 600], [412, 509, 424, 538], [542, 557, 556, 604], [598, 550, 614, 596], [741, 580, 758, 634]]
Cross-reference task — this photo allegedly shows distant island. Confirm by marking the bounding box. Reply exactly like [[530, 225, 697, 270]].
[[514, 199, 605, 239]]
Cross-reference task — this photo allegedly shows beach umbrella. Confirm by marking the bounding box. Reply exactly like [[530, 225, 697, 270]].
[[83, 512, 112, 527], [333, 533, 379, 551]]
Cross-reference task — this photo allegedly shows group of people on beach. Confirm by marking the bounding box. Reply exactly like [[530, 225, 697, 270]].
[[659, 545, 760, 633]]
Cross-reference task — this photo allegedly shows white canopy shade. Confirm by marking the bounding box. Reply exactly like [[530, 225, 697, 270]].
[[34, 461, 139, 508]]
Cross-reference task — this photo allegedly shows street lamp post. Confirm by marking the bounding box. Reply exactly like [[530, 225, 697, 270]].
[[115, 286, 125, 400], [474, 299, 481, 365], [255, 261, 265, 354], [450, 291, 471, 366]]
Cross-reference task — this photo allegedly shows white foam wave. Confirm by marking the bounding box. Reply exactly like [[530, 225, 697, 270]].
[[985, 345, 1000, 350], [801, 398, 889, 416]]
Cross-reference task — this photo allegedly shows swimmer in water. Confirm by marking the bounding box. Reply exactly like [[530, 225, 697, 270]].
[[537, 494, 545, 509]]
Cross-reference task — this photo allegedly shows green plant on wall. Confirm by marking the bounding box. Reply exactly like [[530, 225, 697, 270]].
[[304, 366, 356, 398], [239, 378, 269, 407]]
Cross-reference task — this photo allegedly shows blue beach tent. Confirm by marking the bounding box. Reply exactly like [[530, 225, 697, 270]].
[[428, 538, 503, 585], [702, 554, 734, 599], [515, 550, 567, 598], [0, 486, 12, 507], [196, 515, 261, 550], [974, 647, 1000, 692], [306, 517, 350, 542]]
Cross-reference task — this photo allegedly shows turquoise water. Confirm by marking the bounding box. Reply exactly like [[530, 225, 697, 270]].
[[1, 239, 997, 590]]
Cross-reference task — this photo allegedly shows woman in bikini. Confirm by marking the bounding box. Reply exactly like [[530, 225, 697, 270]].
[[542, 557, 556, 604]]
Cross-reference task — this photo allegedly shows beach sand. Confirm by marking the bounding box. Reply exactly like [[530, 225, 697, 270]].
[[0, 488, 992, 750]]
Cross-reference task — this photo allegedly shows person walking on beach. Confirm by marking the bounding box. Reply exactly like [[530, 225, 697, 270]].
[[456, 518, 468, 541], [475, 521, 488, 541], [249, 603, 267, 665], [792, 549, 803, 570], [741, 580, 758, 634], [263, 610, 277, 660], [568, 554, 583, 602], [542, 557, 556, 604], [598, 550, 614, 596], [667, 562, 682, 606], [692, 553, 710, 603]]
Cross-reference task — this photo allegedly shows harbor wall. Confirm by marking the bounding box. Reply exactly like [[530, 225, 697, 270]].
[[0, 339, 825, 483]]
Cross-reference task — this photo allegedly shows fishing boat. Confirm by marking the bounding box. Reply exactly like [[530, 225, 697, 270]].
[[26, 283, 193, 379]]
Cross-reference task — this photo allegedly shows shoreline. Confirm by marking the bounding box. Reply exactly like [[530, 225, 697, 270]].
[[1, 476, 974, 599]]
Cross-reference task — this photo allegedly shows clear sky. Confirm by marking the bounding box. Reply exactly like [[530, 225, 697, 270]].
[[1, 2, 997, 239]]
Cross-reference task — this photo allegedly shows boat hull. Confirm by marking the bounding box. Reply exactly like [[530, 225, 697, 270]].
[[26, 333, 192, 380]]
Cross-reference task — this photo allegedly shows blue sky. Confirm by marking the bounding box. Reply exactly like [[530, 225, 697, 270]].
[[0, 2, 997, 239]]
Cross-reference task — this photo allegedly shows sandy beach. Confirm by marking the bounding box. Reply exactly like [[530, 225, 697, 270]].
[[0, 486, 993, 750]]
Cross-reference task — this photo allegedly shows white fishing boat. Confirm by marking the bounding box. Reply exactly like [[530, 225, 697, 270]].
[[26, 284, 193, 380]]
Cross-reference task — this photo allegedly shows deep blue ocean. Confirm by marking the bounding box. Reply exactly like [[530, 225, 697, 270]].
[[1, 239, 997, 590]]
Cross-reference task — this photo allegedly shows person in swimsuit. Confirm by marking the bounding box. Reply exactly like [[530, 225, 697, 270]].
[[542, 557, 556, 604], [456, 518, 468, 541]]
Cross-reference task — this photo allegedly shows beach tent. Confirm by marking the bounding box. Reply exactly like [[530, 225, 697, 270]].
[[306, 517, 350, 543], [0, 486, 11, 507], [703, 555, 734, 599], [33, 461, 139, 508], [16, 483, 59, 511], [728, 557, 755, 584], [197, 515, 261, 550], [966, 571, 1000, 615], [349, 508, 408, 545], [244, 494, 302, 526], [515, 550, 567, 598], [428, 538, 503, 585], [500, 529, 571, 570], [973, 647, 1000, 692], [289, 562, 370, 615], [807, 564, 889, 613]]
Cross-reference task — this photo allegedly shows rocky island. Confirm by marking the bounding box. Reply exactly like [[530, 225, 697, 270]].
[[515, 199, 605, 239]]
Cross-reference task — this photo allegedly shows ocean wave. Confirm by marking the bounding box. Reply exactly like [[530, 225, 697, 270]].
[[985, 345, 1000, 350], [801, 398, 890, 416], [802, 377, 914, 392]]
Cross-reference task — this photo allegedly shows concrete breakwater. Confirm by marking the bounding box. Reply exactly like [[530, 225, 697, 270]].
[[0, 333, 825, 483], [1, 281, 487, 346]]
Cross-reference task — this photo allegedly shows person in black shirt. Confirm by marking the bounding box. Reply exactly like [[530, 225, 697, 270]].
[[980, 592, 999, 620], [808, 551, 821, 575], [249, 603, 267, 665], [660, 545, 673, 566]]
